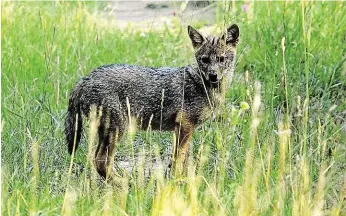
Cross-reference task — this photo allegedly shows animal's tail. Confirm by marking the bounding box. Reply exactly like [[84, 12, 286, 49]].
[[65, 87, 83, 155]]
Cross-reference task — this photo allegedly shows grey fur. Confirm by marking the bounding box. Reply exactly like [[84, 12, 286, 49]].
[[65, 24, 240, 178]]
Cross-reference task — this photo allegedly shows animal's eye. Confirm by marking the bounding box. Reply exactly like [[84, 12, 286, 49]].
[[217, 56, 225, 63], [201, 56, 210, 64]]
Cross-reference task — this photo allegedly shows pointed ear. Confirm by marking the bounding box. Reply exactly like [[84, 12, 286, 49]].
[[188, 25, 205, 49], [222, 24, 239, 46]]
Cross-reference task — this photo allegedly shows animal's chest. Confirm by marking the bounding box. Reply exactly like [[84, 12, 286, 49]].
[[194, 89, 225, 123], [198, 106, 214, 122]]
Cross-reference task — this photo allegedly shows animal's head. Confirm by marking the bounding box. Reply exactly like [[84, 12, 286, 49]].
[[188, 24, 239, 84]]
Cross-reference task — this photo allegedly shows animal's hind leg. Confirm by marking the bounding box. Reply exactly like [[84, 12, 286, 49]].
[[94, 123, 110, 179], [95, 113, 124, 180]]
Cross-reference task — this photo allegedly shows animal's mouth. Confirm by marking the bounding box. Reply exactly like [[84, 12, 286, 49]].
[[208, 74, 218, 83], [198, 69, 223, 85], [210, 80, 220, 84], [208, 74, 223, 84]]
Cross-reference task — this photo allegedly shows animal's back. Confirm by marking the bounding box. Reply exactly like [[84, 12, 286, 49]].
[[72, 64, 204, 131]]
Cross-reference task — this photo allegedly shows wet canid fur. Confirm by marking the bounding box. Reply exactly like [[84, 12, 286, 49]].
[[65, 24, 240, 179]]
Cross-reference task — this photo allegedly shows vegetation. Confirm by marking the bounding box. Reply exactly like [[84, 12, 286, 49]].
[[2, 1, 345, 215]]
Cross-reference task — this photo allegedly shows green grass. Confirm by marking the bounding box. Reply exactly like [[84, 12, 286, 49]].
[[2, 1, 346, 215]]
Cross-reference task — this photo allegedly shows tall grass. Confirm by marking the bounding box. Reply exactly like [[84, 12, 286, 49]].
[[2, 1, 345, 215]]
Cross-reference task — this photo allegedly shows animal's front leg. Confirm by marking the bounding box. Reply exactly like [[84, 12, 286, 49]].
[[172, 118, 194, 177]]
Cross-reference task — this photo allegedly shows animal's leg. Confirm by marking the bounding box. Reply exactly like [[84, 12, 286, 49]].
[[172, 113, 194, 176], [94, 113, 124, 181], [105, 129, 122, 177], [94, 123, 109, 179]]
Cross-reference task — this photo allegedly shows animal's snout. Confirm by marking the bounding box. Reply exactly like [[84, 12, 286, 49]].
[[209, 73, 218, 82]]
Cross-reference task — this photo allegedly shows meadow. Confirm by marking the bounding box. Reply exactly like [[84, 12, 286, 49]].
[[1, 1, 345, 215]]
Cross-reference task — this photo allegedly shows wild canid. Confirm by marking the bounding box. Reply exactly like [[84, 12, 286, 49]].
[[65, 24, 240, 179]]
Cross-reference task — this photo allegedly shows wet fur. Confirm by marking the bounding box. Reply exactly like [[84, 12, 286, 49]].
[[65, 24, 240, 178]]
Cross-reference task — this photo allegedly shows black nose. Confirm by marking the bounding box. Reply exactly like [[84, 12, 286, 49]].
[[209, 74, 217, 82]]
